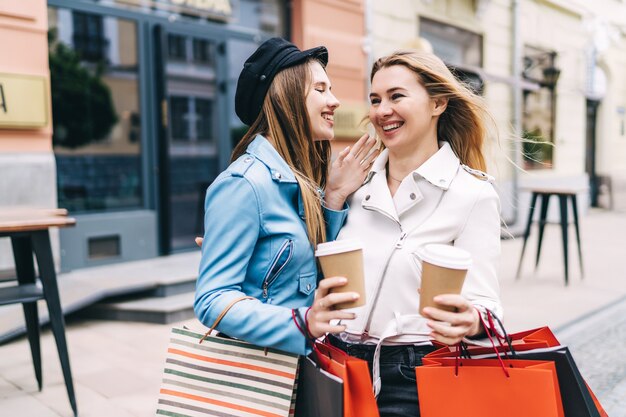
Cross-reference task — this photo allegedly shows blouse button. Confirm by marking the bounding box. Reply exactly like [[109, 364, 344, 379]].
[[274, 172, 282, 179], [365, 195, 371, 201], [306, 283, 312, 291], [243, 157, 252, 163], [409, 193, 416, 200]]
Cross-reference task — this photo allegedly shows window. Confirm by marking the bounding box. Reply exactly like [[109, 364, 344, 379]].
[[72, 11, 108, 62], [419, 18, 484, 94], [169, 96, 214, 143], [196, 98, 213, 141], [49, 7, 143, 212], [193, 39, 213, 65], [170, 96, 190, 140], [168, 34, 187, 61], [521, 47, 560, 169], [419, 18, 482, 68]]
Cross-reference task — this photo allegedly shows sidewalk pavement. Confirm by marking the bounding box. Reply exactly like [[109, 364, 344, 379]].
[[0, 209, 625, 417]]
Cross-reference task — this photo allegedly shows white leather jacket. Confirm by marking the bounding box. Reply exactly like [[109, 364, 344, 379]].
[[338, 142, 502, 342], [337, 142, 503, 395]]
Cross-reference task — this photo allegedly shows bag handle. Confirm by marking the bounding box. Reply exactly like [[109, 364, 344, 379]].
[[486, 309, 517, 357], [200, 295, 255, 343], [456, 307, 510, 377]]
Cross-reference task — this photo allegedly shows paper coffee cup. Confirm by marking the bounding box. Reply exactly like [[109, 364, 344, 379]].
[[418, 244, 472, 313], [315, 239, 366, 310]]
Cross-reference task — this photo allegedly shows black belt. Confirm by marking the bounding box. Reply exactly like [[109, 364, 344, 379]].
[[327, 334, 437, 364]]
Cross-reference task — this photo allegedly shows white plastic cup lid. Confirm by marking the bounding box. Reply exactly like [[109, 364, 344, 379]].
[[315, 238, 363, 257], [420, 244, 472, 270]]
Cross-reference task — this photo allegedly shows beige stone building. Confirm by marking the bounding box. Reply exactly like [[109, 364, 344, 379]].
[[367, 0, 626, 226]]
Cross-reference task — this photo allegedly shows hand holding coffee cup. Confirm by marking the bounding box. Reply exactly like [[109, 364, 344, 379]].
[[306, 276, 359, 338], [422, 294, 482, 345], [417, 244, 480, 344], [418, 244, 472, 313], [315, 239, 366, 310]]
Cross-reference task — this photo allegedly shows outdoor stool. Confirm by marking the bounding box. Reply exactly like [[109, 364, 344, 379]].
[[515, 188, 585, 285], [0, 208, 77, 416]]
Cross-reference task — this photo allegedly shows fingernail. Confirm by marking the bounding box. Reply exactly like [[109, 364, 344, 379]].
[[433, 296, 443, 302], [340, 277, 348, 284], [352, 293, 359, 300]]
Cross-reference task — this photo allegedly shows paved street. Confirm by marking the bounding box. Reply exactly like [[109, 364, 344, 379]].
[[0, 208, 625, 416], [556, 295, 626, 417]]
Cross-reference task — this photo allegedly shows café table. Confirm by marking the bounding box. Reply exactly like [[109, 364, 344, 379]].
[[0, 207, 77, 416]]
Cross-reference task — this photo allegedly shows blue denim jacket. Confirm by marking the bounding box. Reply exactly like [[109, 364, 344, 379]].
[[195, 135, 347, 355]]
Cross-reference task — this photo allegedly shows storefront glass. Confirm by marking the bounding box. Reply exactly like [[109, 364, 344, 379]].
[[48, 0, 286, 260], [161, 31, 220, 250], [48, 7, 143, 212]]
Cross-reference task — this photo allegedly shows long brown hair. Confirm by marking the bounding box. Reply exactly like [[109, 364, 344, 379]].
[[371, 50, 493, 171], [232, 59, 330, 246]]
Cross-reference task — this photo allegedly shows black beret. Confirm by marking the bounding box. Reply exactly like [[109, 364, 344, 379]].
[[235, 37, 328, 126]]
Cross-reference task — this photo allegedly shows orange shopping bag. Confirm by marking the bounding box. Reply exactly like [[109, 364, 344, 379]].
[[416, 309, 564, 417], [416, 357, 565, 417], [313, 340, 380, 417], [420, 310, 607, 417]]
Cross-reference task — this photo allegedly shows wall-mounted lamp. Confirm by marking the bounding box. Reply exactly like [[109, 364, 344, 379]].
[[523, 51, 560, 89], [522, 50, 561, 144]]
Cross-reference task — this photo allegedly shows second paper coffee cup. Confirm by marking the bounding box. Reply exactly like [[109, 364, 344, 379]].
[[419, 244, 472, 313], [315, 239, 366, 310]]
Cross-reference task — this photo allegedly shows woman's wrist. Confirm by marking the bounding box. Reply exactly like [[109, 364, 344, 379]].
[[322, 189, 346, 211], [304, 306, 321, 339], [467, 307, 484, 337]]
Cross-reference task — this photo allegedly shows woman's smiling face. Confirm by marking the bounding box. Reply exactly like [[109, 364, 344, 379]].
[[369, 65, 443, 152], [306, 61, 340, 141]]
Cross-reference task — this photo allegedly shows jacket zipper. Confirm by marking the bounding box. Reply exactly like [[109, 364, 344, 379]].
[[262, 239, 294, 298], [360, 205, 406, 336]]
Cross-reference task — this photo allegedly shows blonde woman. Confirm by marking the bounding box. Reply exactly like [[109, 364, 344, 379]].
[[194, 38, 377, 355], [307, 50, 503, 416]]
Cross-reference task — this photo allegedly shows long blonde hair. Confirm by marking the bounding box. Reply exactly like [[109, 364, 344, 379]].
[[232, 59, 330, 246], [371, 50, 493, 171]]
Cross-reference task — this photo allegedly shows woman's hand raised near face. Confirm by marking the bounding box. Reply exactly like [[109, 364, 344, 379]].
[[324, 133, 379, 210], [306, 276, 359, 338]]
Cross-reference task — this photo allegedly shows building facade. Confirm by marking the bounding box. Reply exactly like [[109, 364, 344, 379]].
[[367, 0, 626, 224], [0, 0, 367, 273], [1, 0, 624, 274]]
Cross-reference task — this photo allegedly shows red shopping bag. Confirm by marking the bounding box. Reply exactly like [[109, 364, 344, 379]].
[[426, 325, 560, 359], [416, 356, 565, 417], [423, 310, 608, 417], [313, 340, 380, 417]]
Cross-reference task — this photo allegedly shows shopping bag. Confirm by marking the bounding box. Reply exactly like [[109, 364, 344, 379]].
[[426, 325, 560, 359], [416, 357, 565, 417], [157, 296, 300, 417], [294, 353, 343, 417], [425, 310, 607, 417], [500, 347, 607, 417], [314, 340, 380, 417]]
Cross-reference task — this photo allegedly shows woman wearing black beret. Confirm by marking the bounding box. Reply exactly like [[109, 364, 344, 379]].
[[195, 38, 378, 354]]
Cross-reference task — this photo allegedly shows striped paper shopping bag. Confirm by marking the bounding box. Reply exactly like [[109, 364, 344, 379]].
[[157, 327, 300, 417]]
